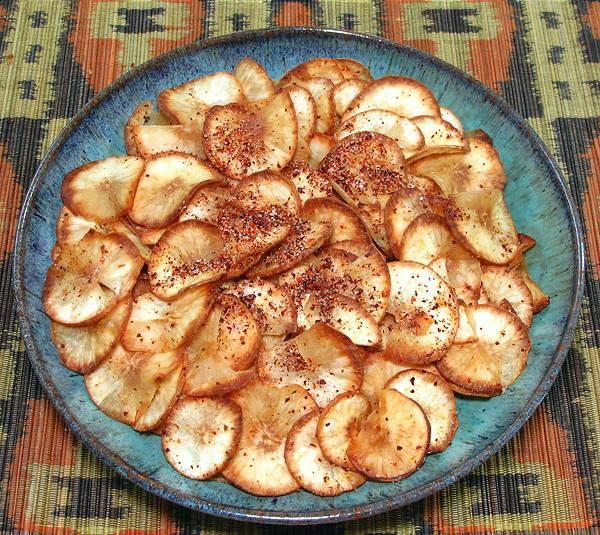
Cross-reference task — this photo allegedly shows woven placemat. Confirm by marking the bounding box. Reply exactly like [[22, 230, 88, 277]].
[[1, 1, 598, 533]]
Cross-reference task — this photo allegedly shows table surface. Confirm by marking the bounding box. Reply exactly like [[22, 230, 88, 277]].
[[1, 1, 599, 533]]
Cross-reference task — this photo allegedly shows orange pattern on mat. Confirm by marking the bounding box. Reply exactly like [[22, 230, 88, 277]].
[[70, 0, 204, 92], [0, 144, 22, 259], [381, 0, 515, 91]]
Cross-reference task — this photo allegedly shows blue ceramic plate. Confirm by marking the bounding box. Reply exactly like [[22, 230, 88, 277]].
[[14, 28, 584, 524]]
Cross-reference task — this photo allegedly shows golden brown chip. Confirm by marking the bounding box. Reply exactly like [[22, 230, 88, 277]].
[[285, 410, 366, 496], [148, 221, 226, 300], [342, 76, 440, 122], [436, 304, 531, 396], [222, 380, 317, 496], [281, 160, 332, 204], [408, 139, 506, 195], [386, 369, 457, 453], [203, 90, 297, 179], [51, 297, 132, 374], [347, 388, 430, 481], [44, 231, 143, 325], [234, 58, 275, 102], [445, 189, 520, 265], [129, 152, 221, 229], [481, 266, 533, 326], [246, 215, 332, 278], [124, 100, 171, 156], [221, 278, 297, 336], [157, 72, 244, 124], [280, 58, 346, 85], [332, 79, 369, 117], [383, 261, 459, 364], [132, 124, 205, 160], [85, 344, 184, 431], [361, 350, 439, 404], [334, 110, 425, 158], [302, 197, 370, 245], [121, 284, 214, 353], [257, 323, 364, 407], [62, 156, 144, 225], [316, 391, 370, 470], [162, 397, 242, 480], [183, 294, 260, 397]]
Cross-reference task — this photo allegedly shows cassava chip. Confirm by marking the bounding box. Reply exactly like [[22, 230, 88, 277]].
[[129, 152, 221, 228], [203, 90, 297, 179], [445, 189, 520, 265], [85, 345, 184, 431], [108, 219, 153, 263], [280, 58, 346, 85], [217, 172, 300, 271], [279, 240, 390, 330], [149, 221, 226, 300], [385, 189, 445, 259], [285, 410, 366, 496], [282, 160, 332, 204], [408, 139, 506, 195], [320, 131, 405, 201], [222, 380, 317, 496], [140, 226, 166, 245], [132, 124, 205, 159], [332, 79, 369, 117], [62, 156, 144, 224], [517, 260, 550, 313], [221, 278, 297, 336], [183, 294, 260, 397], [409, 115, 467, 161], [383, 261, 459, 364], [246, 215, 332, 278], [398, 213, 461, 264], [122, 284, 214, 352], [286, 85, 317, 160], [257, 323, 364, 407], [320, 131, 405, 252], [162, 397, 241, 479], [316, 391, 370, 470], [234, 58, 275, 102], [302, 294, 381, 347], [124, 100, 171, 156], [308, 133, 335, 168], [157, 72, 244, 125], [334, 110, 425, 158], [178, 181, 231, 225], [436, 304, 530, 396], [336, 59, 372, 81], [481, 266, 533, 326], [347, 388, 429, 481], [302, 197, 370, 244], [55, 206, 104, 245], [454, 303, 478, 343], [51, 297, 132, 374], [386, 369, 458, 453], [44, 231, 143, 325], [283, 77, 335, 134], [342, 76, 440, 122], [440, 107, 463, 134], [361, 350, 438, 404], [428, 254, 483, 306]]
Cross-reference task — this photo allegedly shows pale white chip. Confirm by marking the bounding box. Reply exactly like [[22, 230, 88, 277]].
[[285, 410, 366, 496], [162, 397, 241, 479], [386, 369, 458, 453]]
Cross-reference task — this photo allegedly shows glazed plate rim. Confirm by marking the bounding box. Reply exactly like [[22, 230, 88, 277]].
[[13, 27, 585, 524]]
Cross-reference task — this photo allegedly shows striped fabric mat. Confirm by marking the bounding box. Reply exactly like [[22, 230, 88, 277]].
[[1, 1, 598, 533]]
